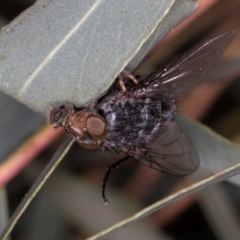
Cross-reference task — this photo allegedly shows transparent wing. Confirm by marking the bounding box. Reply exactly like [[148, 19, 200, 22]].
[[140, 30, 236, 99], [128, 121, 199, 176]]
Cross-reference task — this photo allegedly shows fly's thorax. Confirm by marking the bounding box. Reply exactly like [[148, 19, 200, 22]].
[[97, 92, 175, 147]]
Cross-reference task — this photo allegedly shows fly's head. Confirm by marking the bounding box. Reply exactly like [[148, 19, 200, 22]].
[[49, 105, 108, 149], [48, 105, 72, 128]]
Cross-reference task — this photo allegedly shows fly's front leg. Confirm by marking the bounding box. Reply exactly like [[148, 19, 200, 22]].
[[117, 70, 138, 92]]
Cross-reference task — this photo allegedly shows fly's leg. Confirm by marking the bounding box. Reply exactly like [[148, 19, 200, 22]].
[[118, 70, 138, 92], [122, 70, 138, 84], [101, 156, 130, 205]]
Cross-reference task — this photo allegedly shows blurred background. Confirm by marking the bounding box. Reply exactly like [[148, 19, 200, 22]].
[[1, 0, 240, 239]]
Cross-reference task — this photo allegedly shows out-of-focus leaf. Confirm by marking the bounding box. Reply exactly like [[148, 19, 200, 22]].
[[0, 0, 198, 114], [204, 57, 240, 83], [41, 168, 171, 240], [19, 191, 68, 240], [198, 185, 240, 240], [0, 92, 44, 162], [176, 115, 240, 185], [0, 188, 8, 234]]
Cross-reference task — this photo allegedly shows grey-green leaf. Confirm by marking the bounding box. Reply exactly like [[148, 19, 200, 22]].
[[0, 0, 198, 114]]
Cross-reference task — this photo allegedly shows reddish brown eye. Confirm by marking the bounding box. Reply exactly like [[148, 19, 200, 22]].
[[79, 143, 101, 150], [86, 115, 108, 141], [74, 111, 87, 122], [69, 111, 88, 135]]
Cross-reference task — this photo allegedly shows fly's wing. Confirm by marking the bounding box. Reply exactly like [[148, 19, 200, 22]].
[[128, 121, 199, 176], [142, 30, 236, 99]]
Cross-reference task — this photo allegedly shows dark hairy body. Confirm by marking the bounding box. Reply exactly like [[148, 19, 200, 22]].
[[97, 80, 175, 148], [49, 30, 236, 205]]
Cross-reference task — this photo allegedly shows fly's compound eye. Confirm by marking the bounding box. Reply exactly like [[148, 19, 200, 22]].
[[71, 111, 88, 136], [86, 114, 108, 141], [74, 111, 88, 123], [72, 111, 108, 142]]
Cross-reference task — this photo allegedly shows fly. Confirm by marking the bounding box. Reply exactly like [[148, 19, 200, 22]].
[[48, 30, 236, 205]]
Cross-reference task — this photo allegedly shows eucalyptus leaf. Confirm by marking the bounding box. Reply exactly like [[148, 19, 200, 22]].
[[176, 115, 240, 186], [0, 0, 198, 114]]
